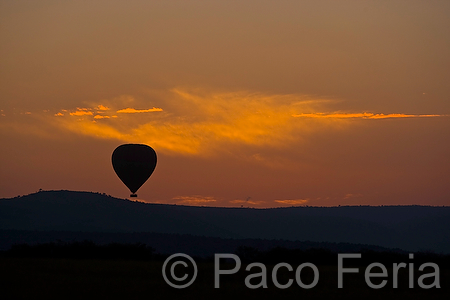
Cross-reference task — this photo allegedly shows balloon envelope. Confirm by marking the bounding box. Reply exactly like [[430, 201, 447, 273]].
[[112, 144, 157, 196]]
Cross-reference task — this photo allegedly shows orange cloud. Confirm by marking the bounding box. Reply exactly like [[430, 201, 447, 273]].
[[96, 105, 110, 111], [59, 107, 114, 117], [69, 111, 93, 116], [69, 108, 93, 116], [49, 89, 321, 155], [292, 112, 443, 119], [274, 199, 309, 205], [172, 195, 217, 205], [116, 107, 163, 113], [93, 115, 118, 119], [17, 88, 447, 158]]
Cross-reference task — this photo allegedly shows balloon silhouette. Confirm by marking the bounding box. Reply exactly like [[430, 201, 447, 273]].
[[112, 144, 157, 197]]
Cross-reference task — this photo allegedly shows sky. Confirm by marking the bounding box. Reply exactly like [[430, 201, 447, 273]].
[[1, 0, 449, 207]]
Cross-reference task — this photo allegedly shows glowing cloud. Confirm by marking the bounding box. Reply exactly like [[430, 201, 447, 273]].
[[93, 115, 117, 119], [97, 105, 110, 111], [172, 195, 217, 205], [13, 88, 447, 157], [116, 107, 163, 113], [292, 112, 443, 119], [69, 108, 93, 116], [49, 89, 325, 155], [274, 199, 309, 205]]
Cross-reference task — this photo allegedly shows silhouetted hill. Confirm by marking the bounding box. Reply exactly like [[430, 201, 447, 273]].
[[1, 190, 450, 253], [0, 230, 403, 257]]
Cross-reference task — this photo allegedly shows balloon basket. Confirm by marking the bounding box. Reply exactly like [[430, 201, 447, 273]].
[[130, 194, 137, 198]]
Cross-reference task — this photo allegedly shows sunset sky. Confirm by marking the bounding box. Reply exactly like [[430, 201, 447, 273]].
[[1, 0, 449, 207]]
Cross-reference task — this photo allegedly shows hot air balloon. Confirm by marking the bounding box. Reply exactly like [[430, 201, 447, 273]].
[[112, 144, 157, 197]]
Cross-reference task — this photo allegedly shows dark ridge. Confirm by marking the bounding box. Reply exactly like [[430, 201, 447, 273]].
[[1, 190, 450, 253], [2, 240, 450, 269], [0, 229, 404, 257]]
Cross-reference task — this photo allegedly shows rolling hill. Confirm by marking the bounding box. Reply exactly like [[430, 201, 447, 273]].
[[1, 190, 450, 254]]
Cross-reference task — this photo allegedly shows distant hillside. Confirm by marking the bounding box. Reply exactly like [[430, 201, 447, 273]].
[[0, 230, 404, 257], [1, 190, 450, 253]]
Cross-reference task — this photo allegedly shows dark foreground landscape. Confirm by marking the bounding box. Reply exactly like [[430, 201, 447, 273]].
[[1, 241, 449, 300], [1, 191, 449, 298], [1, 257, 449, 299], [2, 190, 450, 253]]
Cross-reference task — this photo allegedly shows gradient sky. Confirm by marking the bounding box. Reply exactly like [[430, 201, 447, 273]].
[[1, 0, 449, 207]]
